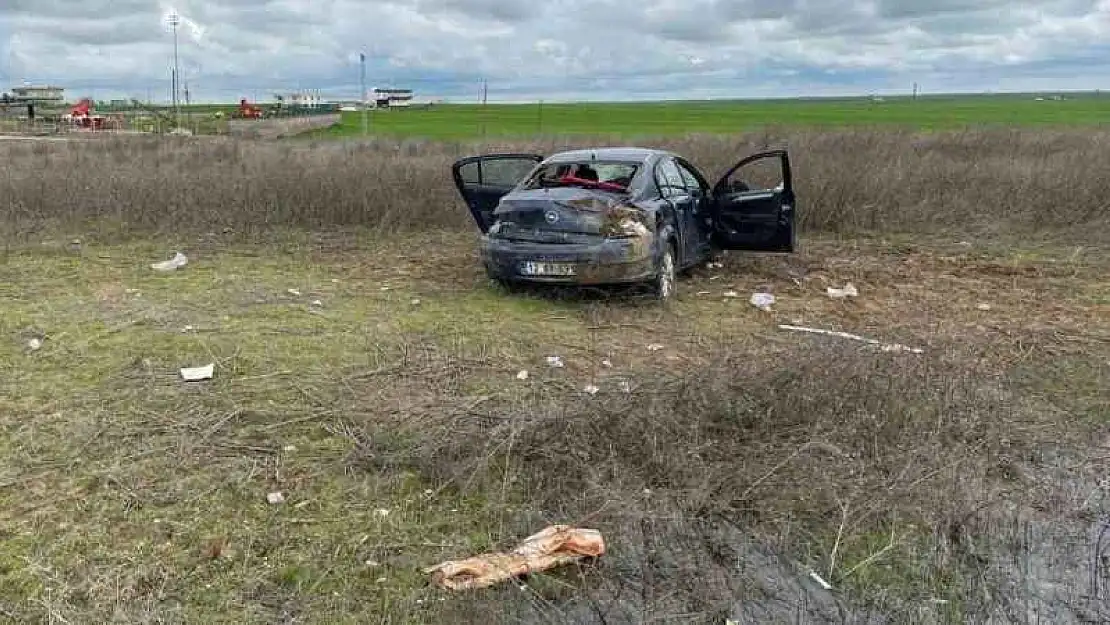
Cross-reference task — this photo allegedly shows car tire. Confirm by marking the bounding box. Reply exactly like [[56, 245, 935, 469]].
[[649, 241, 677, 301]]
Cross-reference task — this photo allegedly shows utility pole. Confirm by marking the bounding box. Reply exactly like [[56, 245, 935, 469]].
[[360, 51, 368, 136], [168, 11, 181, 128]]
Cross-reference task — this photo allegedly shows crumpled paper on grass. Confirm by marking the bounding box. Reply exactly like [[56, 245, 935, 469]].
[[424, 524, 605, 591]]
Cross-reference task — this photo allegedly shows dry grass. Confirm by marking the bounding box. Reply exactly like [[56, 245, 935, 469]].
[[1, 130, 1108, 623], [2, 127, 1109, 244]]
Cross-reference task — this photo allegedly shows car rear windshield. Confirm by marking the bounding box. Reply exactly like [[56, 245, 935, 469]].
[[522, 161, 639, 193]]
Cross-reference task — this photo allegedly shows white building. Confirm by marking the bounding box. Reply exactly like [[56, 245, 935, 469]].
[[277, 89, 324, 108], [9, 85, 65, 104], [369, 87, 413, 108]]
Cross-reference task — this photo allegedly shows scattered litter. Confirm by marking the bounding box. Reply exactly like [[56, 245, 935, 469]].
[[365, 559, 380, 567], [646, 343, 664, 352], [697, 290, 711, 296], [583, 384, 599, 395], [380, 286, 391, 292], [287, 288, 302, 296], [151, 251, 188, 272], [618, 380, 633, 393], [180, 363, 215, 381], [294, 500, 312, 509], [410, 298, 421, 306], [331, 278, 340, 283], [27, 337, 42, 352], [374, 508, 391, 517], [601, 359, 612, 368], [266, 492, 285, 505], [977, 303, 992, 311], [707, 261, 723, 269], [424, 525, 606, 591], [311, 299, 323, 307], [545, 355, 564, 368], [516, 370, 529, 380], [809, 569, 833, 590], [282, 444, 297, 452], [723, 290, 739, 298], [182, 325, 194, 333], [376, 577, 387, 584], [710, 275, 722, 281], [778, 324, 924, 354], [750, 292, 776, 311], [826, 283, 859, 299]]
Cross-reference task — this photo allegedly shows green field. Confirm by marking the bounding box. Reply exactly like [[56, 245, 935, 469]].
[[307, 93, 1110, 139]]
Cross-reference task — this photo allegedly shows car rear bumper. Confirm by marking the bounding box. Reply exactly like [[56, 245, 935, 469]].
[[481, 235, 656, 285]]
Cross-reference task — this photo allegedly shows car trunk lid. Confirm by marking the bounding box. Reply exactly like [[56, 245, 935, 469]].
[[490, 187, 646, 242]]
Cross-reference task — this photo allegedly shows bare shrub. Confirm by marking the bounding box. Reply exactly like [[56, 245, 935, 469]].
[[356, 341, 1098, 623], [2, 128, 1109, 243]]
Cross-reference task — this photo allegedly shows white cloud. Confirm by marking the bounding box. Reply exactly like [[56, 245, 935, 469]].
[[2, 0, 1110, 101]]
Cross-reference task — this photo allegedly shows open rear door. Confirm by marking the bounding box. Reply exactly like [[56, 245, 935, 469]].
[[709, 149, 795, 252], [451, 154, 543, 233]]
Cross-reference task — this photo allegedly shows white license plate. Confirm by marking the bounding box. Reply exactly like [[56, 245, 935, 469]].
[[519, 261, 576, 276]]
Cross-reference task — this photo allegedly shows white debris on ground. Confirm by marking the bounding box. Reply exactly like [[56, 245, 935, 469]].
[[266, 492, 285, 505], [809, 570, 834, 590], [723, 290, 739, 298], [707, 261, 723, 269], [826, 283, 859, 299], [545, 355, 564, 368], [646, 343, 664, 352], [27, 337, 43, 352], [411, 298, 421, 306], [601, 359, 612, 368], [750, 292, 776, 311], [311, 299, 323, 307], [778, 324, 924, 354], [516, 370, 529, 380], [151, 251, 188, 272], [583, 384, 599, 395], [180, 363, 215, 381], [977, 303, 993, 311]]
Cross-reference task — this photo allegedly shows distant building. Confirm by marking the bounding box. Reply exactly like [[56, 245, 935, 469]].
[[369, 87, 413, 108], [276, 90, 325, 108], [10, 85, 65, 104]]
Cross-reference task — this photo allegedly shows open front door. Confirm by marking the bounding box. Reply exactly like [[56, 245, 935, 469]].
[[451, 153, 543, 233], [709, 149, 795, 252]]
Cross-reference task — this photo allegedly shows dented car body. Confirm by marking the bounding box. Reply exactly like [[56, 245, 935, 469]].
[[451, 147, 796, 299]]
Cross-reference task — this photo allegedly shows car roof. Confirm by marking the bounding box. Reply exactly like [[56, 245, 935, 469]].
[[543, 147, 673, 165]]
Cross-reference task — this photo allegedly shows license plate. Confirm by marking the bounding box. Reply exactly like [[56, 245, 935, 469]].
[[519, 261, 576, 277]]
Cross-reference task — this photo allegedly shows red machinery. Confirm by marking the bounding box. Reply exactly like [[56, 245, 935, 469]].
[[66, 98, 107, 129], [236, 98, 263, 119]]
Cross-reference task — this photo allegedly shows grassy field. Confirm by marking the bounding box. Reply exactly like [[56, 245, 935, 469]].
[[1, 128, 1108, 623], [307, 94, 1110, 139]]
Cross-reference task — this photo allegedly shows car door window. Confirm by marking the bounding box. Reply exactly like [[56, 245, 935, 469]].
[[655, 159, 688, 199], [675, 162, 704, 195]]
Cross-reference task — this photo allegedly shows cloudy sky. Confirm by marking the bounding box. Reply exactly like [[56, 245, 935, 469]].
[[2, 0, 1110, 103]]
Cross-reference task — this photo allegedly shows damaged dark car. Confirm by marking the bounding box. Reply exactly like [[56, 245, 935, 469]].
[[451, 147, 796, 299]]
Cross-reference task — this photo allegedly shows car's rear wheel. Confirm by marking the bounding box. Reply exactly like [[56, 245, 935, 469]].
[[649, 241, 677, 301]]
